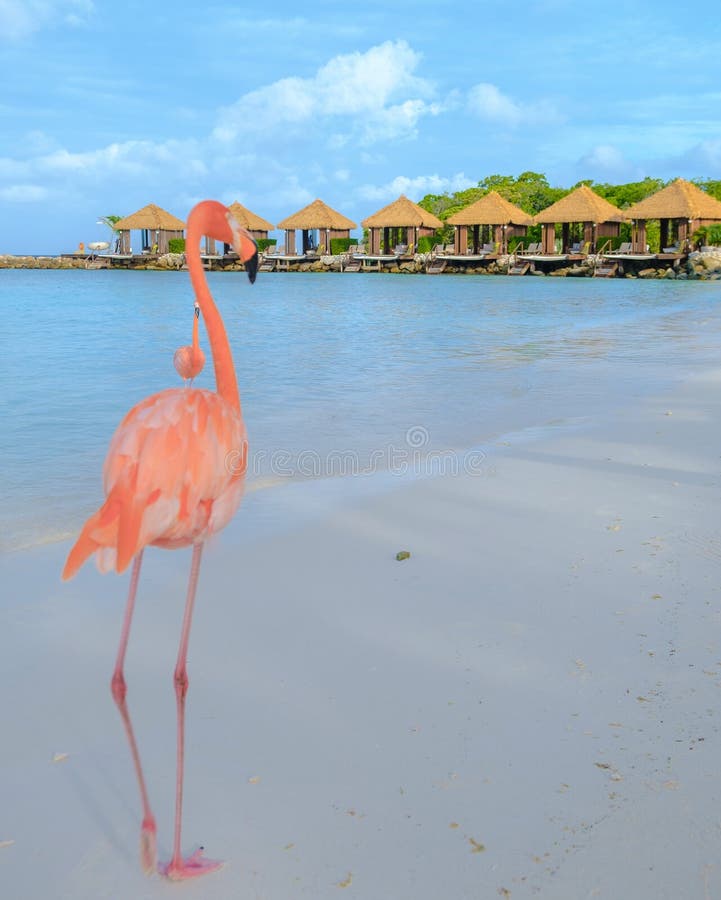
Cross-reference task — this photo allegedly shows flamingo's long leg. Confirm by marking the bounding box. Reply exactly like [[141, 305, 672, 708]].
[[162, 542, 222, 880], [109, 550, 157, 875], [111, 550, 144, 700]]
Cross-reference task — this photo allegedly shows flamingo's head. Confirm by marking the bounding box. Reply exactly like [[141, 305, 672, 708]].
[[226, 211, 259, 284], [189, 200, 259, 283]]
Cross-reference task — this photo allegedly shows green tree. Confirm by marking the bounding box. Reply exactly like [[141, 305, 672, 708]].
[[692, 178, 721, 202], [590, 177, 666, 209], [97, 215, 122, 232]]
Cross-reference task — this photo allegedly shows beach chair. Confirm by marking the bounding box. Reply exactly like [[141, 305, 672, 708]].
[[615, 242, 632, 254]]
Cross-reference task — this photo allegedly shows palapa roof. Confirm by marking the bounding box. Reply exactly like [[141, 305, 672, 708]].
[[362, 195, 443, 229], [276, 198, 357, 231], [113, 203, 185, 231], [533, 184, 626, 224], [228, 201, 274, 233], [447, 191, 533, 226], [624, 178, 721, 221]]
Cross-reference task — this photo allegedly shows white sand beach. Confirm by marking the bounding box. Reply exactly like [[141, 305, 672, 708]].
[[2, 366, 721, 900]]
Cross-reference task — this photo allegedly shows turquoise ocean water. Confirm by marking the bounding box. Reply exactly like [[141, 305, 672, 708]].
[[2, 270, 720, 553]]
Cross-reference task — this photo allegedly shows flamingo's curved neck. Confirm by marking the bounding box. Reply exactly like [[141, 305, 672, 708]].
[[186, 217, 240, 411], [191, 314, 203, 367]]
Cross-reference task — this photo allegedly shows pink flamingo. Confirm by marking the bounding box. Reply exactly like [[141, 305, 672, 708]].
[[173, 302, 206, 384], [62, 200, 258, 879]]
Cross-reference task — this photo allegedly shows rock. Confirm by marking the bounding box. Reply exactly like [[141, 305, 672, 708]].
[[701, 254, 721, 272]]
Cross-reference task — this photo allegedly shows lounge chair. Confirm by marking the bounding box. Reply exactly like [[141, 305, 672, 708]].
[[520, 242, 540, 255]]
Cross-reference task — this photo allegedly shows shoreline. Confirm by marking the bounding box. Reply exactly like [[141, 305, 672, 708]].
[[3, 249, 721, 278], [3, 362, 721, 898]]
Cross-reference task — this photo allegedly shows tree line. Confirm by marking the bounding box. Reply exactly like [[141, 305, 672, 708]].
[[418, 173, 721, 250]]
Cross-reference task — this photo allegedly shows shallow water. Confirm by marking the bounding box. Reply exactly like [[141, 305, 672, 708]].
[[2, 270, 720, 552]]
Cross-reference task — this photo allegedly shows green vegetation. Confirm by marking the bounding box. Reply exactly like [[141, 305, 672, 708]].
[[98, 214, 122, 232], [586, 176, 665, 209], [692, 223, 721, 246], [168, 238, 185, 254], [419, 171, 565, 222], [416, 235, 436, 254], [330, 237, 354, 255], [693, 179, 721, 202], [415, 174, 720, 251], [256, 238, 277, 253]]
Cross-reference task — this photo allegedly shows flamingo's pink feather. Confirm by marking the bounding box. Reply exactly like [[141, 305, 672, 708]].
[[62, 387, 246, 579]]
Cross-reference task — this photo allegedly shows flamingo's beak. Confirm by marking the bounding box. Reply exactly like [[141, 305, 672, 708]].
[[245, 249, 259, 284]]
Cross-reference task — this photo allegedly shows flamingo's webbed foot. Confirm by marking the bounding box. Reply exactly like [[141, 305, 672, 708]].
[[140, 817, 158, 876], [159, 847, 224, 880]]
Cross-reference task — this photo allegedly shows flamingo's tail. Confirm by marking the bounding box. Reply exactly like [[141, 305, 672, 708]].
[[62, 476, 149, 579]]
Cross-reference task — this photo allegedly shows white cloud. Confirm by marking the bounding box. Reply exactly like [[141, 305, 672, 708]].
[[0, 183, 48, 202], [357, 172, 475, 202], [212, 40, 438, 147], [0, 156, 29, 178], [0, 0, 93, 40], [32, 138, 206, 180], [578, 144, 644, 180], [315, 41, 431, 114], [581, 144, 629, 170], [467, 82, 563, 127], [674, 139, 721, 174], [359, 99, 443, 146]]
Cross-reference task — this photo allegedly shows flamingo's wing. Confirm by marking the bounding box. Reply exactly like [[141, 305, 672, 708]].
[[62, 388, 246, 579]]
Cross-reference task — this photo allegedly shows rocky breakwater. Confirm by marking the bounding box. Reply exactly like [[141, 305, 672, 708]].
[[0, 254, 87, 269], [632, 248, 721, 280], [685, 248, 721, 280]]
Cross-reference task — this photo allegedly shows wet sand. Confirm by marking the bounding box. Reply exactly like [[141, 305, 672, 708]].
[[2, 367, 721, 899]]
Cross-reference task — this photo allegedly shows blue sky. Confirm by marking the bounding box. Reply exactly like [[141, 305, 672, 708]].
[[1, 0, 720, 253]]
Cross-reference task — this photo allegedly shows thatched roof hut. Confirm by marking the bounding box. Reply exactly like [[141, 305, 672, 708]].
[[361, 195, 443, 255], [113, 203, 185, 255], [213, 201, 276, 256], [534, 185, 626, 254], [228, 201, 274, 237], [276, 198, 357, 254], [447, 191, 533, 254], [624, 178, 721, 252]]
